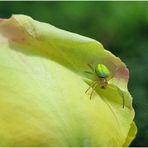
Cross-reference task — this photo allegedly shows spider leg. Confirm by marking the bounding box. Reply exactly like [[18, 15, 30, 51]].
[[108, 75, 113, 81], [84, 71, 94, 75], [85, 81, 97, 94], [87, 64, 95, 72], [117, 87, 125, 108], [90, 83, 98, 100]]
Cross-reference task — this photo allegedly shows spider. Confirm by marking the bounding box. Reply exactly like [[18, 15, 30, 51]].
[[85, 63, 125, 108]]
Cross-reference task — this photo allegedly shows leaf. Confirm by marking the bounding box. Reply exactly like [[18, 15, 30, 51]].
[[0, 14, 137, 146]]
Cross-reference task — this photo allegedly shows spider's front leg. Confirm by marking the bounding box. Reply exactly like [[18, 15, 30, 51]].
[[87, 64, 95, 72]]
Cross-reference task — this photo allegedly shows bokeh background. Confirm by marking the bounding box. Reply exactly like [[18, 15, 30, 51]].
[[0, 1, 148, 146]]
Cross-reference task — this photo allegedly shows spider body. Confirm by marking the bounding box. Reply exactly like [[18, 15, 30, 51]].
[[95, 64, 110, 89], [85, 63, 125, 108], [95, 64, 110, 78]]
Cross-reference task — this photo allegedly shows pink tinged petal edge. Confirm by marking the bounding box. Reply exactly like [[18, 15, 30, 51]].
[[0, 17, 29, 45], [0, 15, 129, 84], [0, 18, 6, 22]]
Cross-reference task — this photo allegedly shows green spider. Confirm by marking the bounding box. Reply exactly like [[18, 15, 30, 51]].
[[85, 63, 125, 108]]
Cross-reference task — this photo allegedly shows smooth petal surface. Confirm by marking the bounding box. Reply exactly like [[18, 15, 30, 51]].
[[0, 15, 137, 146]]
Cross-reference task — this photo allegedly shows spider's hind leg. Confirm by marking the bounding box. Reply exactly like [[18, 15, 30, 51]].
[[117, 87, 125, 108]]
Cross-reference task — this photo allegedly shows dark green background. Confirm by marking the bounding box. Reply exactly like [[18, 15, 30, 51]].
[[0, 1, 148, 146]]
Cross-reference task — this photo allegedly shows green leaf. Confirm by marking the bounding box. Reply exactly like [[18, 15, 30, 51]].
[[0, 14, 137, 146]]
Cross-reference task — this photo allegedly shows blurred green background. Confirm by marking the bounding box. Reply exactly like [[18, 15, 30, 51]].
[[0, 1, 148, 146]]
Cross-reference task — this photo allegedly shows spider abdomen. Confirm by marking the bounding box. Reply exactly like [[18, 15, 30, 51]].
[[95, 64, 110, 78]]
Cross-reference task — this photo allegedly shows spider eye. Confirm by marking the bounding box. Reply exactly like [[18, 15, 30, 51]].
[[95, 64, 110, 78]]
